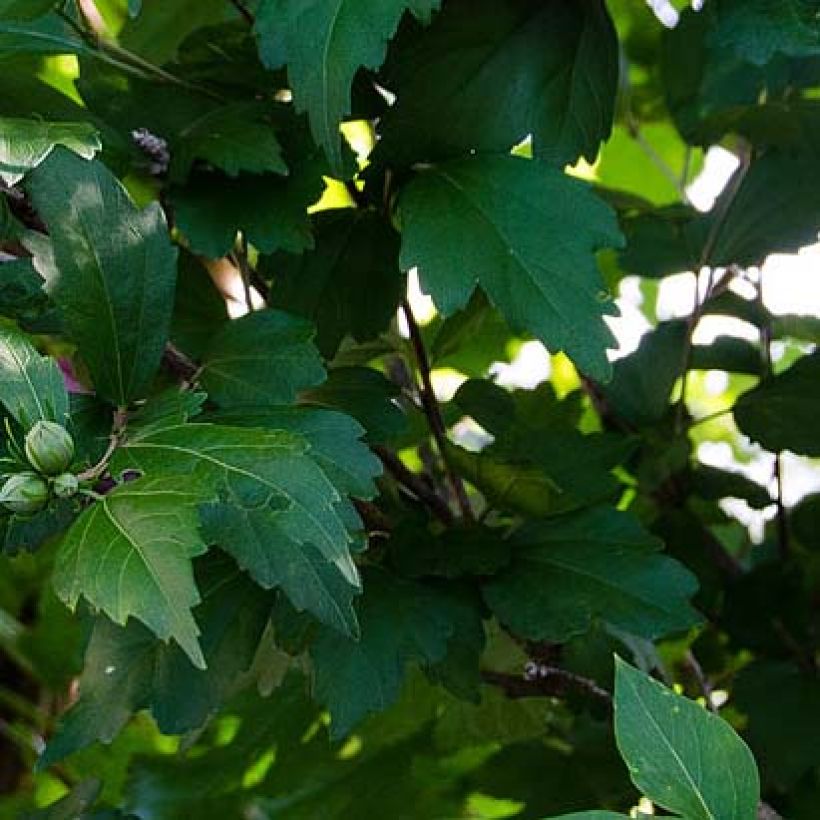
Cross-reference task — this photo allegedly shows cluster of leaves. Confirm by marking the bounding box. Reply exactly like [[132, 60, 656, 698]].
[[0, 0, 818, 817]]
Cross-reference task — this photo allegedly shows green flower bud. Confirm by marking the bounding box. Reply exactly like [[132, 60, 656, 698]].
[[0, 472, 49, 515], [52, 472, 79, 499], [24, 421, 75, 476]]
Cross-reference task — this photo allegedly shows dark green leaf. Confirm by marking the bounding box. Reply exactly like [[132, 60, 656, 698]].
[[269, 209, 403, 357], [483, 508, 701, 642], [200, 309, 326, 408], [28, 150, 177, 406], [255, 0, 441, 172], [399, 156, 622, 380], [42, 551, 273, 765], [378, 0, 617, 167], [734, 351, 820, 456]]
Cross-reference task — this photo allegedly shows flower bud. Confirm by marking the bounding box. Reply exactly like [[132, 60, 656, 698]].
[[52, 472, 79, 499], [24, 421, 75, 476], [0, 472, 49, 515]]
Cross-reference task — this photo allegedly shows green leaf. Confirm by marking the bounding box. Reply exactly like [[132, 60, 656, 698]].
[[269, 209, 404, 357], [0, 13, 91, 59], [112, 422, 364, 633], [53, 475, 212, 670], [28, 150, 177, 406], [545, 814, 628, 820], [254, 0, 441, 173], [41, 551, 273, 765], [734, 351, 820, 456], [0, 327, 68, 429], [614, 658, 760, 820], [709, 0, 820, 65], [0, 257, 52, 327], [301, 366, 407, 443], [399, 156, 622, 380], [0, 117, 100, 185], [172, 102, 288, 180], [0, 0, 57, 20], [172, 168, 323, 259], [311, 568, 469, 737], [200, 309, 326, 408], [377, 0, 617, 167], [483, 507, 701, 642]]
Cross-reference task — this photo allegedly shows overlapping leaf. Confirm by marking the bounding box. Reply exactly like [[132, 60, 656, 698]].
[[254, 0, 441, 172], [28, 150, 177, 406], [53, 475, 212, 669], [377, 0, 617, 167], [399, 156, 622, 381], [0, 327, 68, 428], [112, 422, 368, 634], [483, 507, 701, 642]]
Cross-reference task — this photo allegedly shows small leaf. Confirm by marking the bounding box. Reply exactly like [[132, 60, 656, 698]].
[[483, 507, 701, 642], [399, 155, 622, 381], [200, 309, 326, 408], [0, 327, 68, 429], [53, 475, 212, 670], [0, 117, 100, 185], [614, 658, 760, 820], [734, 351, 820, 456], [28, 150, 178, 406]]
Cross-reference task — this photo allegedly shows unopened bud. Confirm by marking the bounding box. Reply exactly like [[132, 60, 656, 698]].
[[52, 472, 79, 499], [24, 421, 74, 476], [0, 472, 49, 514]]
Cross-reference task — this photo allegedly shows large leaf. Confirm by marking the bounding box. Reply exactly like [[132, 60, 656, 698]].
[[254, 0, 441, 172], [0, 0, 57, 20], [28, 150, 178, 406], [41, 552, 273, 765], [377, 0, 617, 167], [269, 209, 404, 357], [112, 422, 364, 633], [734, 351, 820, 456], [53, 475, 212, 670], [200, 309, 326, 408], [399, 155, 622, 381], [614, 658, 760, 820], [0, 327, 68, 429], [483, 507, 701, 642], [0, 117, 100, 185]]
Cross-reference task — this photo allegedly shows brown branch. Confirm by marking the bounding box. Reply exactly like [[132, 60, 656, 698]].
[[161, 342, 200, 384], [373, 445, 454, 525], [482, 668, 612, 711], [400, 298, 473, 520]]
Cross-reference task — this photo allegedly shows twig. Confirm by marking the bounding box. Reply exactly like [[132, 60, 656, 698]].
[[684, 650, 717, 713], [76, 408, 127, 482], [400, 298, 473, 520], [373, 445, 454, 525], [758, 273, 790, 560], [228, 0, 255, 25], [162, 343, 200, 385], [482, 667, 612, 710], [232, 234, 256, 314], [675, 152, 751, 433]]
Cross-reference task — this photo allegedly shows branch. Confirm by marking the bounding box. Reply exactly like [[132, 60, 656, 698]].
[[482, 667, 612, 711], [373, 445, 454, 525], [228, 0, 254, 25], [400, 298, 473, 520]]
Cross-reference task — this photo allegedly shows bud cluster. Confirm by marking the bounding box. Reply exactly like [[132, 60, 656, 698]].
[[0, 421, 80, 515]]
